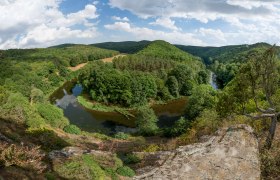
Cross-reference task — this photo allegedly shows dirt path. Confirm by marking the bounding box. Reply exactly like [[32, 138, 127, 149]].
[[68, 54, 126, 71], [101, 54, 126, 63], [68, 63, 88, 71]]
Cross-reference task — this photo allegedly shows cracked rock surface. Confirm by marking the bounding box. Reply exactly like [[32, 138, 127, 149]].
[[134, 124, 260, 180]]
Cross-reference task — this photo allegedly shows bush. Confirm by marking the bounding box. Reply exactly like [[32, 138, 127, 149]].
[[116, 166, 135, 177], [179, 109, 220, 144], [260, 143, 280, 179], [143, 144, 160, 152], [186, 85, 217, 119], [124, 154, 141, 164], [54, 154, 106, 179], [114, 132, 129, 140], [105, 168, 119, 180], [191, 109, 220, 137], [27, 128, 69, 151], [37, 104, 69, 128], [136, 106, 158, 136], [0, 143, 46, 173], [165, 117, 191, 137], [63, 124, 82, 135]]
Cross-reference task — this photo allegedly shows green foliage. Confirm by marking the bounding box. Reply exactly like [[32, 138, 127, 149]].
[[37, 104, 69, 128], [93, 40, 150, 54], [143, 144, 160, 152], [166, 76, 179, 98], [105, 168, 119, 180], [30, 87, 44, 104], [135, 106, 158, 136], [191, 109, 220, 137], [217, 46, 280, 116], [179, 109, 220, 144], [79, 64, 158, 107], [63, 124, 82, 135], [123, 154, 141, 164], [114, 132, 129, 140], [137, 40, 200, 62], [116, 166, 135, 177], [165, 117, 191, 137], [54, 154, 106, 180], [79, 40, 208, 108], [27, 128, 69, 151], [177, 42, 272, 87], [186, 85, 217, 119], [113, 54, 176, 72], [260, 143, 280, 179]]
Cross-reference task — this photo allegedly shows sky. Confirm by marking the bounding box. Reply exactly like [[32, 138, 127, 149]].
[[1, 0, 280, 49]]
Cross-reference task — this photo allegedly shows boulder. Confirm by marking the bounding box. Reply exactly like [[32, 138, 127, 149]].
[[134, 124, 260, 180]]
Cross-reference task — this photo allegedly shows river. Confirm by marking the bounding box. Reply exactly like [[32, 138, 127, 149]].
[[50, 71, 217, 134], [49, 81, 187, 134], [210, 71, 218, 90]]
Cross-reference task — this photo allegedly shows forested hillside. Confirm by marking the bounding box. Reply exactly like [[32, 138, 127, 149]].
[[177, 43, 273, 87], [92, 40, 151, 54], [79, 40, 209, 108]]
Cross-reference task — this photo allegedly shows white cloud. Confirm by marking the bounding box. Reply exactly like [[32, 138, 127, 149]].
[[111, 16, 129, 21], [104, 22, 205, 45], [108, 0, 280, 45], [150, 17, 180, 31], [0, 0, 99, 49]]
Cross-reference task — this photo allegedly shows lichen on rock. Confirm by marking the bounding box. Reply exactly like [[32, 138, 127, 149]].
[[134, 124, 260, 180]]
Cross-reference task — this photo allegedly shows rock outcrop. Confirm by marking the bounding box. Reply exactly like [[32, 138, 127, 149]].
[[134, 124, 260, 180]]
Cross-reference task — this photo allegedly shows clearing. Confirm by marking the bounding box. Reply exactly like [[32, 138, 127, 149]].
[[68, 54, 126, 71]]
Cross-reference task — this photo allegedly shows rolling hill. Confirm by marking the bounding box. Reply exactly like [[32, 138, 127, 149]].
[[92, 40, 151, 54]]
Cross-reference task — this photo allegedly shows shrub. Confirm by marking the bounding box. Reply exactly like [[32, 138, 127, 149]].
[[186, 85, 217, 119], [260, 143, 280, 179], [124, 154, 141, 164], [0, 143, 46, 173], [179, 109, 220, 145], [136, 106, 158, 136], [165, 117, 191, 137], [54, 154, 106, 179], [27, 128, 69, 151], [114, 132, 129, 140], [63, 124, 82, 135], [105, 168, 119, 180], [191, 109, 220, 137], [143, 144, 160, 152], [116, 166, 135, 177], [37, 104, 69, 128]]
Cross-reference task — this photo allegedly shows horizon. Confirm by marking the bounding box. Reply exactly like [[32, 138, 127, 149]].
[[1, 40, 273, 50], [1, 0, 280, 49]]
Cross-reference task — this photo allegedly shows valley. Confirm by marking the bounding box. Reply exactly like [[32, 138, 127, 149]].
[[0, 40, 279, 179]]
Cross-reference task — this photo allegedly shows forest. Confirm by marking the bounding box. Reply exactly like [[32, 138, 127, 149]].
[[79, 41, 209, 108], [0, 40, 280, 179]]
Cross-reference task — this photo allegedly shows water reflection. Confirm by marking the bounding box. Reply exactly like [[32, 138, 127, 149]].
[[50, 81, 187, 134]]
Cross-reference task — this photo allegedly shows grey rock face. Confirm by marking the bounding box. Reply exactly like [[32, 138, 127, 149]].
[[134, 124, 260, 180]]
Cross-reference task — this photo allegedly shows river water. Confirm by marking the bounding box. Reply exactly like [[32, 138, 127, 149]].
[[49, 81, 187, 134], [50, 72, 218, 134], [210, 71, 218, 90]]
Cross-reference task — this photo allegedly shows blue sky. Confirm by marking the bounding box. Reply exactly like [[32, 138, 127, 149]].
[[0, 0, 280, 49]]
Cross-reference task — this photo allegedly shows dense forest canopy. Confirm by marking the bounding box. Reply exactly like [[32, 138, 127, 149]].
[[0, 45, 118, 130], [92, 40, 151, 54], [92, 41, 278, 88], [177, 43, 275, 88], [79, 41, 209, 107]]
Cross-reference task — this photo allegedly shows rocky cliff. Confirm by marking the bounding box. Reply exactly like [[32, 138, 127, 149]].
[[134, 124, 260, 180]]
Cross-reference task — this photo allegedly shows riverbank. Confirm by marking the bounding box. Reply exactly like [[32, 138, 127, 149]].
[[77, 94, 187, 119]]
